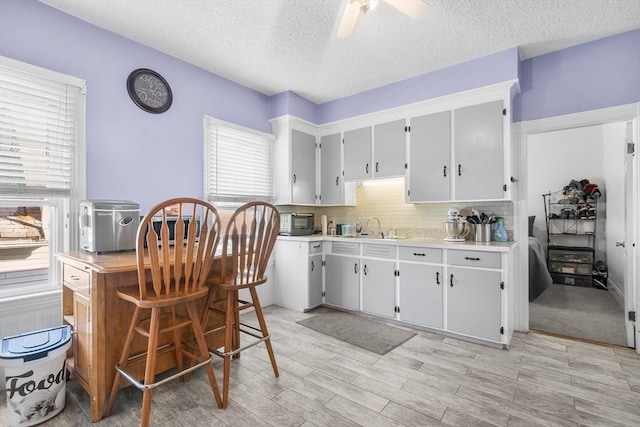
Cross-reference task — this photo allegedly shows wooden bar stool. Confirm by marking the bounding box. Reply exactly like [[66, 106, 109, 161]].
[[201, 201, 280, 408], [106, 198, 223, 427]]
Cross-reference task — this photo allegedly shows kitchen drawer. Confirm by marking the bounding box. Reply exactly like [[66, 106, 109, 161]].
[[398, 246, 442, 263], [309, 242, 323, 254], [63, 263, 91, 293], [331, 241, 359, 255], [363, 244, 395, 259], [447, 250, 501, 269]]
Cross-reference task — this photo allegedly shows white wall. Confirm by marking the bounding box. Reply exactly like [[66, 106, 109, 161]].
[[527, 125, 606, 261], [602, 122, 628, 299]]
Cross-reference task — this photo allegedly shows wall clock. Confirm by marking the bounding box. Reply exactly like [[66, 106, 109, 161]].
[[127, 68, 172, 113]]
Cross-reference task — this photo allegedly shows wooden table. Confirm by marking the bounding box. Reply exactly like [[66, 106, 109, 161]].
[[56, 251, 226, 422]]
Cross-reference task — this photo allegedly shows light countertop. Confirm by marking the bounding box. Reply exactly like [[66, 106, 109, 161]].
[[277, 234, 518, 252]]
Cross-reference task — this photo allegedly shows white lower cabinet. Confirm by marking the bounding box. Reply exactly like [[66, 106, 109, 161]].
[[309, 252, 323, 308], [362, 258, 396, 318], [399, 263, 443, 329], [275, 238, 512, 347], [446, 266, 502, 342], [325, 254, 360, 310], [273, 240, 323, 312]]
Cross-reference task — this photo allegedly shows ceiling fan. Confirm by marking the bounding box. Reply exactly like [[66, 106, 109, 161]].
[[336, 0, 428, 38]]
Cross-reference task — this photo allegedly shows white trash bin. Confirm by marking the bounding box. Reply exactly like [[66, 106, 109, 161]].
[[0, 325, 71, 427]]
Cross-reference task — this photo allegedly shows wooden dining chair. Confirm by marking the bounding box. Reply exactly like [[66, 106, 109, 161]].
[[106, 198, 223, 427], [200, 201, 280, 408]]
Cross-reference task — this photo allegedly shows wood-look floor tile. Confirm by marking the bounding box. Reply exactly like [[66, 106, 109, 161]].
[[381, 349, 425, 370], [574, 397, 640, 426], [380, 401, 445, 426], [351, 372, 448, 420], [439, 407, 502, 427], [454, 384, 576, 427], [323, 395, 401, 427], [229, 383, 306, 426], [313, 336, 381, 366], [276, 336, 338, 361], [517, 370, 640, 415], [288, 350, 360, 382], [273, 389, 359, 427], [303, 370, 389, 412], [374, 357, 461, 395], [331, 354, 407, 389], [257, 367, 336, 405], [570, 374, 640, 406], [249, 347, 315, 378], [402, 379, 510, 426], [392, 345, 469, 375]]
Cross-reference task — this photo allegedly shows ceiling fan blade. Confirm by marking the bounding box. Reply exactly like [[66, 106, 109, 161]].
[[384, 0, 428, 19], [337, 1, 361, 38]]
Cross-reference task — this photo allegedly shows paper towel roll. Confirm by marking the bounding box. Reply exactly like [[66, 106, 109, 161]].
[[321, 215, 328, 235]]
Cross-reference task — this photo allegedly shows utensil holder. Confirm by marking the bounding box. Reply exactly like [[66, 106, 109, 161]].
[[473, 224, 491, 242]]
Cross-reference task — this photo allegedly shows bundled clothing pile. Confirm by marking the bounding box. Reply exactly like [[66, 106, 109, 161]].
[[562, 179, 602, 203]]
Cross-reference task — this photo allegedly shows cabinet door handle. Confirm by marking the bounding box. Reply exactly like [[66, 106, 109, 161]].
[[413, 252, 425, 257], [436, 272, 440, 285], [365, 163, 369, 174], [364, 265, 368, 276], [375, 162, 379, 173], [443, 165, 447, 177], [336, 176, 339, 186], [69, 275, 80, 280], [311, 261, 315, 271], [313, 244, 321, 249], [293, 174, 296, 183], [450, 274, 454, 287], [464, 256, 481, 261], [458, 164, 462, 176], [616, 241, 625, 248], [354, 263, 359, 274]]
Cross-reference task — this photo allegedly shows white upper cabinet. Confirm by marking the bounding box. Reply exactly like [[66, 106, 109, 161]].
[[291, 129, 317, 205], [320, 133, 342, 205], [373, 119, 406, 178], [407, 100, 507, 202], [407, 111, 451, 202], [453, 100, 505, 201], [343, 126, 372, 180], [271, 116, 317, 205]]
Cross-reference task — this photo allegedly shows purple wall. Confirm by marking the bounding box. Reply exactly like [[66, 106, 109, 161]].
[[316, 48, 520, 124], [514, 29, 640, 122], [0, 0, 271, 213], [269, 91, 318, 123]]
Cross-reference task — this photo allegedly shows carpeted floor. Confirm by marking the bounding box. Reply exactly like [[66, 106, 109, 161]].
[[529, 283, 628, 347], [297, 308, 416, 355]]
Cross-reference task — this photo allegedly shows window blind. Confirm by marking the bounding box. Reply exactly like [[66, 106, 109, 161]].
[[204, 116, 273, 203], [0, 63, 82, 197]]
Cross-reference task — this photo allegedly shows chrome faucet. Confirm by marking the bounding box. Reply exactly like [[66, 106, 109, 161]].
[[366, 216, 383, 239]]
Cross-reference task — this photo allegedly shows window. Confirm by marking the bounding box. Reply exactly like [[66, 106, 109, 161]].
[[0, 56, 86, 298], [203, 115, 273, 206]]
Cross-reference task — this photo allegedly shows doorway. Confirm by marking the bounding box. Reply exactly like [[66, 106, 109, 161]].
[[514, 103, 639, 350]]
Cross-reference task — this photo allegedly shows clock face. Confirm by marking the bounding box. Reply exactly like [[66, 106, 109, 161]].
[[127, 69, 172, 113]]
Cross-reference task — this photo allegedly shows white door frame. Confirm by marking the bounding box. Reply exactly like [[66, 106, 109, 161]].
[[512, 102, 640, 349]]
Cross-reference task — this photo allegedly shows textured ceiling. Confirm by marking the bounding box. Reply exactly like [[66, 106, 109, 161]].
[[40, 0, 640, 104]]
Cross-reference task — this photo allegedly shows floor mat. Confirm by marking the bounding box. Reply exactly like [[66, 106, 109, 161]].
[[297, 309, 416, 355]]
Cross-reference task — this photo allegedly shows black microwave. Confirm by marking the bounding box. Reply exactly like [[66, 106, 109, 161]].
[[279, 213, 314, 236]]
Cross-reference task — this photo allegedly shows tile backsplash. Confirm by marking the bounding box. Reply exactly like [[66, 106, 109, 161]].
[[278, 178, 514, 240]]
